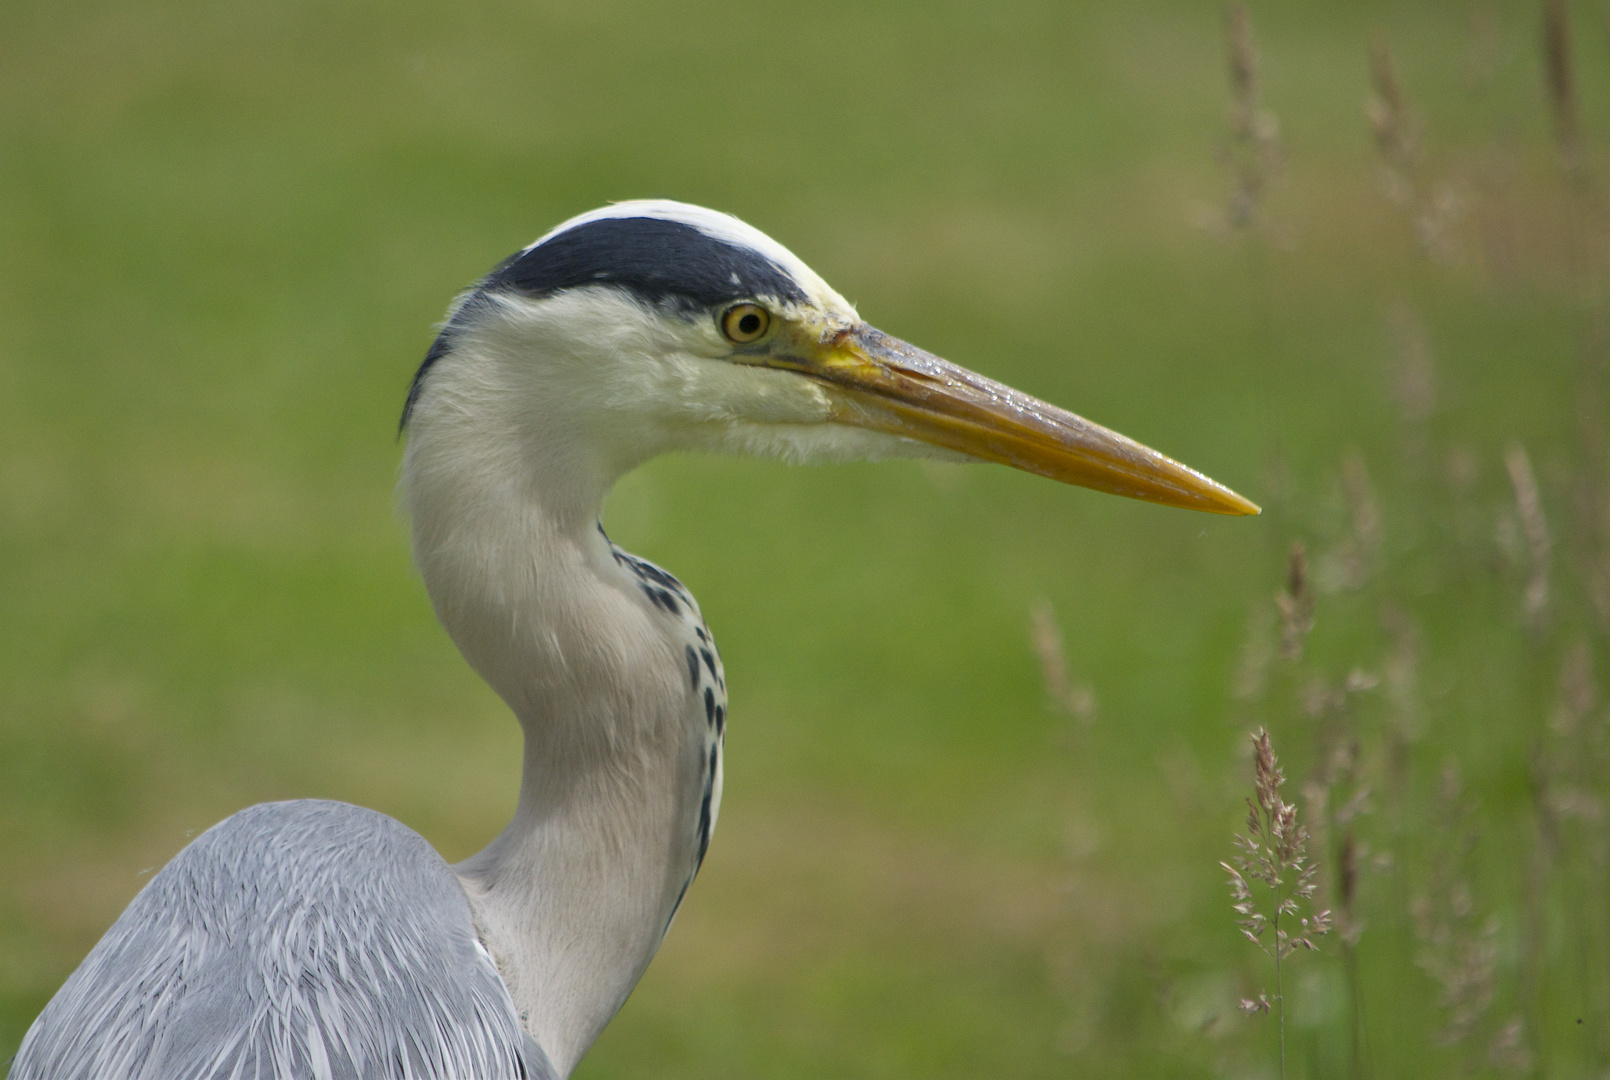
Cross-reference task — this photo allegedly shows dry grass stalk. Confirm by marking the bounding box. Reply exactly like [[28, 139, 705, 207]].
[[1367, 39, 1421, 179], [1337, 825, 1371, 1080], [1542, 0, 1579, 168], [1386, 305, 1437, 427], [1508, 634, 1607, 1077], [1538, 641, 1607, 909], [1367, 38, 1463, 260], [1412, 761, 1505, 1058], [1337, 827, 1361, 945], [1223, 2, 1283, 231], [1503, 443, 1551, 630], [1550, 639, 1596, 739], [1589, 553, 1610, 634], [1234, 603, 1276, 702], [1380, 604, 1424, 801], [1029, 600, 1097, 725], [1300, 672, 1375, 1079], [1224, 727, 1331, 1079], [1302, 723, 1374, 1076], [1501, 444, 1562, 1059], [1537, 640, 1610, 1065], [1276, 543, 1315, 660], [1488, 1014, 1535, 1072], [1321, 453, 1382, 592], [1386, 305, 1439, 503], [1570, 321, 1610, 641], [1573, 331, 1610, 635]]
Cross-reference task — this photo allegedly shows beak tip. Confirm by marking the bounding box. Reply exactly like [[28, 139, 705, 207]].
[[1219, 491, 1262, 517]]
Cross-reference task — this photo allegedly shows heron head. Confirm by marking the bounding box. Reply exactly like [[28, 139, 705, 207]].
[[402, 200, 1257, 516]]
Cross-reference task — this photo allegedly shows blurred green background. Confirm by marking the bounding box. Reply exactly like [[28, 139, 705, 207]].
[[4, 0, 1608, 1076]]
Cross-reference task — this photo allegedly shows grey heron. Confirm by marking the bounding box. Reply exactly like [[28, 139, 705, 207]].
[[9, 200, 1257, 1080]]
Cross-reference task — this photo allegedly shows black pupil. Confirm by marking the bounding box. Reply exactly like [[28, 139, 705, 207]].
[[738, 312, 761, 335]]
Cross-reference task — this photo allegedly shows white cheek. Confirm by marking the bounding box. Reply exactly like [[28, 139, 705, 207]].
[[673, 361, 831, 426], [715, 422, 973, 467]]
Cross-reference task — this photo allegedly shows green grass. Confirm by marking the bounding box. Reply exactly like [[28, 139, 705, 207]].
[[4, 0, 1609, 1076]]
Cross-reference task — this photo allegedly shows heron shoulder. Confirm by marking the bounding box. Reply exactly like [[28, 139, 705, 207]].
[[12, 799, 555, 1080]]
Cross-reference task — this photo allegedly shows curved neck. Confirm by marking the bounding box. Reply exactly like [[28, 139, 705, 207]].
[[402, 346, 701, 1077]]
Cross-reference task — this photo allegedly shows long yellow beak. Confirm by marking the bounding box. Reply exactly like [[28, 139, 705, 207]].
[[787, 324, 1259, 516]]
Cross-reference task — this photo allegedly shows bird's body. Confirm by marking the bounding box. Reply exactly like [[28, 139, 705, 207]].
[[9, 201, 1254, 1080], [16, 801, 553, 1079]]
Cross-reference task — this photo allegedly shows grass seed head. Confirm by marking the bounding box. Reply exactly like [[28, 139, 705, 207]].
[[1504, 443, 1551, 630], [1223, 2, 1283, 230], [1029, 600, 1098, 725], [1368, 38, 1421, 178], [1228, 728, 1332, 965], [1276, 544, 1315, 659]]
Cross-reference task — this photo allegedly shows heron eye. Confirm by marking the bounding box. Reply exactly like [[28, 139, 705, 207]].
[[720, 304, 771, 344]]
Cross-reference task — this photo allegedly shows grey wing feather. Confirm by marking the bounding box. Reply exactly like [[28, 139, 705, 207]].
[[9, 800, 555, 1080]]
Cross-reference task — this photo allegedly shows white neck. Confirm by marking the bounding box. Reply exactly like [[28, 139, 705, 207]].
[[402, 324, 706, 1077]]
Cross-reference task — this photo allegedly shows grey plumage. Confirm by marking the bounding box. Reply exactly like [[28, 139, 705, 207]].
[[9, 801, 553, 1080]]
